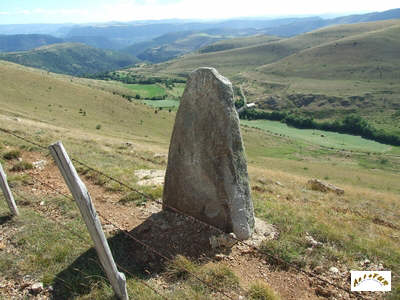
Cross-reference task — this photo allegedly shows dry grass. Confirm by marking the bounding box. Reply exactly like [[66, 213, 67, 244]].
[[0, 60, 398, 299]]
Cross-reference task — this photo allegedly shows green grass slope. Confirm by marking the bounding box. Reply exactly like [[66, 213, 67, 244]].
[[0, 57, 399, 300], [259, 22, 400, 80], [198, 35, 281, 53], [0, 60, 173, 145], [150, 20, 400, 77], [0, 43, 138, 76]]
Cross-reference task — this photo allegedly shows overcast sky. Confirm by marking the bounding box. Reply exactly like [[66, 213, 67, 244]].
[[0, 0, 399, 24]]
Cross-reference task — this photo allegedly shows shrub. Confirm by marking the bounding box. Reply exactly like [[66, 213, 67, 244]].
[[119, 192, 147, 206], [165, 255, 198, 281], [95, 124, 101, 130], [248, 281, 281, 300], [10, 161, 33, 172], [201, 263, 239, 290], [3, 150, 21, 160]]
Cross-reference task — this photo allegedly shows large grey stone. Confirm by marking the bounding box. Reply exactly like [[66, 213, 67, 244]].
[[163, 67, 254, 240]]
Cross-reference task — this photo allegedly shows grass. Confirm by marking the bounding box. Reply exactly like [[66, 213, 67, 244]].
[[241, 119, 392, 153], [248, 281, 281, 300], [10, 161, 33, 171], [0, 43, 137, 76], [0, 60, 399, 299], [141, 99, 179, 109], [122, 83, 166, 99], [0, 192, 165, 300], [164, 256, 240, 297], [2, 149, 21, 160]]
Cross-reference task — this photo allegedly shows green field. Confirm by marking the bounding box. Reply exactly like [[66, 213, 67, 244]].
[[122, 83, 166, 98], [141, 99, 179, 109], [241, 119, 393, 153]]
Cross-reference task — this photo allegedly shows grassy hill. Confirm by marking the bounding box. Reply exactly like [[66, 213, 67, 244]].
[[123, 29, 264, 63], [0, 43, 138, 76], [0, 60, 399, 300], [136, 33, 224, 63], [198, 34, 281, 53], [132, 20, 400, 134], [259, 22, 400, 80], [148, 19, 400, 77]]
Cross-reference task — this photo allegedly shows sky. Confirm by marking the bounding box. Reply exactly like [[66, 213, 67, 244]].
[[0, 0, 399, 24]]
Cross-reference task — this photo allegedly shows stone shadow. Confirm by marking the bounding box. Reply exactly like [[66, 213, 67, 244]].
[[52, 210, 233, 299]]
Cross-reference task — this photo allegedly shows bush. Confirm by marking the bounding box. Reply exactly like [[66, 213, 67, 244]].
[[10, 161, 33, 172], [201, 263, 239, 290], [95, 124, 101, 130], [119, 192, 147, 206], [248, 281, 281, 300], [3, 150, 21, 160], [165, 255, 198, 281]]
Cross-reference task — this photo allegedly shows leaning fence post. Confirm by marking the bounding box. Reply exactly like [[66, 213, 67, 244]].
[[49, 141, 128, 300], [0, 162, 19, 216]]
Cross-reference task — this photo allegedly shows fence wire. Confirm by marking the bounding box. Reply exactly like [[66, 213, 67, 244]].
[[0, 126, 381, 299], [10, 188, 169, 300]]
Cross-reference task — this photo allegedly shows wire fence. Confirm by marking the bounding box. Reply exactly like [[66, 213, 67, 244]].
[[11, 185, 169, 300], [0, 126, 382, 300]]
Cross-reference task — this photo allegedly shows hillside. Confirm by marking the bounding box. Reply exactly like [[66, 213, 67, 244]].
[[124, 31, 224, 63], [0, 43, 138, 76], [123, 28, 264, 63], [127, 20, 400, 135], [148, 19, 400, 77], [0, 34, 63, 52], [0, 60, 399, 300], [258, 23, 400, 80], [198, 35, 281, 53]]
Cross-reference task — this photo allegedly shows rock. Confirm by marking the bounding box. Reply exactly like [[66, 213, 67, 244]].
[[215, 254, 226, 261], [163, 67, 254, 240], [246, 217, 278, 247], [307, 179, 344, 195], [329, 266, 339, 273], [32, 160, 47, 169], [305, 232, 323, 248], [363, 259, 371, 266], [29, 282, 43, 295], [210, 233, 237, 249], [134, 169, 165, 186]]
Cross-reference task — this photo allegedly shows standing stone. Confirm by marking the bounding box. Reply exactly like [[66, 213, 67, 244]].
[[163, 67, 254, 240]]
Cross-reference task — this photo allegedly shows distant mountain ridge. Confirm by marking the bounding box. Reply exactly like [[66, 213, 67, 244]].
[[0, 43, 138, 76], [0, 34, 63, 52], [0, 8, 398, 52]]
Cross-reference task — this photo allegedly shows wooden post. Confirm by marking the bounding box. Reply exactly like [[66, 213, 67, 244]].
[[0, 162, 19, 216], [49, 141, 128, 300]]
